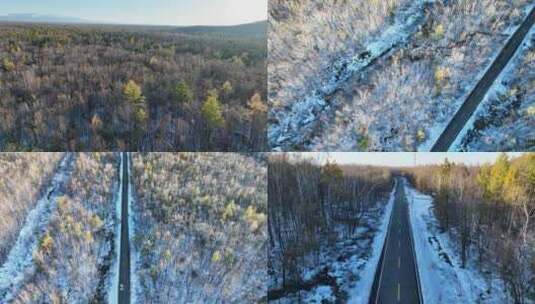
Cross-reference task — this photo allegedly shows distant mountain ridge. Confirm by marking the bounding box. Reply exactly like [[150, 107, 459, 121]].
[[0, 13, 92, 24], [173, 21, 267, 38]]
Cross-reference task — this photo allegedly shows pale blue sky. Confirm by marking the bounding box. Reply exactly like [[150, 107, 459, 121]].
[[285, 153, 527, 167], [0, 0, 267, 26]]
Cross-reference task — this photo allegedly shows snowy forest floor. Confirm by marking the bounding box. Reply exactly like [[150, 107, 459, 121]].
[[268, 183, 396, 303], [0, 154, 74, 302], [404, 179, 510, 303]]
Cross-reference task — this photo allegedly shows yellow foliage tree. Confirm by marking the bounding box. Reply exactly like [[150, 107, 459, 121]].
[[2, 58, 15, 72], [123, 80, 144, 104], [212, 250, 222, 263], [40, 232, 54, 254], [201, 90, 225, 128]]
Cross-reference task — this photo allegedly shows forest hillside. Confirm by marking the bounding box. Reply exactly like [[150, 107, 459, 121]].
[[0, 22, 267, 151], [405, 154, 535, 303]]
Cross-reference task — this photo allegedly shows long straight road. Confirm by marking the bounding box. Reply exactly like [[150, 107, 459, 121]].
[[370, 179, 421, 304], [118, 152, 130, 304], [431, 6, 535, 151]]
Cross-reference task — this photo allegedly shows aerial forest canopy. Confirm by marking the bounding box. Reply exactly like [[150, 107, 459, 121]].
[[0, 22, 267, 151]]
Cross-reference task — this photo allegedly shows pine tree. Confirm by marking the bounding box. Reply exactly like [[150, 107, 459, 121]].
[[201, 90, 225, 128], [135, 108, 148, 124], [488, 153, 509, 199], [123, 80, 144, 104], [174, 81, 193, 104], [221, 81, 233, 96], [321, 162, 344, 184]]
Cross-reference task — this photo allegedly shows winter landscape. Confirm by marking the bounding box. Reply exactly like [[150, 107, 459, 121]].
[[268, 0, 535, 152], [0, 1, 267, 152], [454, 25, 535, 151], [0, 152, 267, 303], [268, 152, 535, 303]]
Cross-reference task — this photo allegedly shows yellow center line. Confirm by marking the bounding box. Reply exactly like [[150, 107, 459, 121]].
[[397, 283, 401, 302]]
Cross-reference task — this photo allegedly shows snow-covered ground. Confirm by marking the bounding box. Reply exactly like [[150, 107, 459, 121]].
[[453, 15, 535, 151], [404, 178, 508, 303], [0, 153, 63, 264], [269, 182, 396, 303], [0, 154, 74, 301]]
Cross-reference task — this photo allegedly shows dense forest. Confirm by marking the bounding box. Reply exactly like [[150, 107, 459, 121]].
[[0, 152, 268, 303], [0, 153, 63, 264], [0, 22, 267, 151], [12, 153, 118, 303], [131, 153, 267, 302], [406, 154, 535, 303], [0, 153, 119, 303], [268, 155, 393, 302], [269, 0, 532, 151]]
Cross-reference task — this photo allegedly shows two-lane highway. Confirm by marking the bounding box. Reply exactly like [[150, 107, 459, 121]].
[[370, 178, 421, 304], [118, 152, 131, 304]]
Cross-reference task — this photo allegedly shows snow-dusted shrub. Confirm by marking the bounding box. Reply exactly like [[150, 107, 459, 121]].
[[131, 153, 267, 303]]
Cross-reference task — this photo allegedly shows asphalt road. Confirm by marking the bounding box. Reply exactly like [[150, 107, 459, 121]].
[[118, 152, 130, 304], [431, 6, 535, 152], [370, 179, 421, 304]]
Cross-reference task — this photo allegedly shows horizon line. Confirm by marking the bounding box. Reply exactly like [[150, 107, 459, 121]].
[[0, 13, 267, 28]]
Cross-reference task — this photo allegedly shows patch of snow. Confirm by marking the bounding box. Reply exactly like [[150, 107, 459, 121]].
[[348, 179, 397, 303], [305, 285, 335, 303], [107, 153, 123, 304], [404, 178, 507, 303], [0, 154, 74, 301]]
